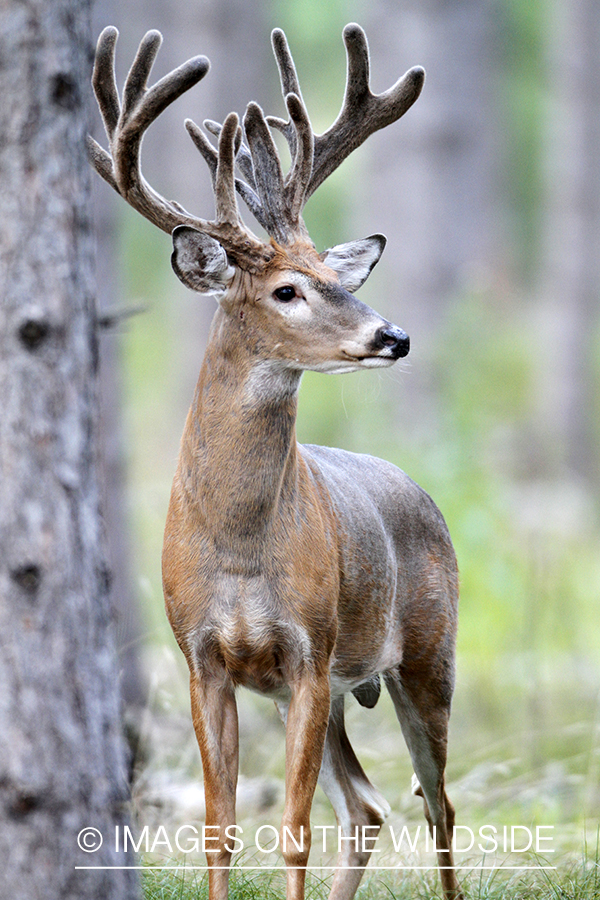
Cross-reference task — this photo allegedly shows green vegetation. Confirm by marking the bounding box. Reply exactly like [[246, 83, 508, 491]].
[[140, 844, 600, 900]]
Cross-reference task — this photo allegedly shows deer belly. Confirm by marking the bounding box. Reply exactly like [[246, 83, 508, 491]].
[[329, 625, 402, 698], [328, 556, 401, 693]]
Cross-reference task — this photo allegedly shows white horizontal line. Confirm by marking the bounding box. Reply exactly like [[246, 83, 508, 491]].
[[75, 864, 557, 871]]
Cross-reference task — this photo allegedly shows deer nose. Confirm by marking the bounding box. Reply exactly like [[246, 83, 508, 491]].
[[375, 325, 410, 358]]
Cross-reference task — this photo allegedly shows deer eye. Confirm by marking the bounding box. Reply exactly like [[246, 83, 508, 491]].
[[273, 285, 297, 302]]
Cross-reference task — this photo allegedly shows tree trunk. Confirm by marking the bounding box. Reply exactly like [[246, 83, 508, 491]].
[[353, 0, 502, 436], [0, 1, 138, 896], [359, 0, 501, 324], [537, 0, 600, 488]]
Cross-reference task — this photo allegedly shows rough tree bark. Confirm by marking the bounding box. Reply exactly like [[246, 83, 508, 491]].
[[0, 1, 138, 896]]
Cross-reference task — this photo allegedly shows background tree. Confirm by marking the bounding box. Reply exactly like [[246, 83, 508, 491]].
[[536, 0, 600, 488], [0, 1, 138, 896], [360, 0, 501, 337]]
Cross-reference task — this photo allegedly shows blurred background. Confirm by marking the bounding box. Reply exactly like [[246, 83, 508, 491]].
[[90, 0, 600, 867]]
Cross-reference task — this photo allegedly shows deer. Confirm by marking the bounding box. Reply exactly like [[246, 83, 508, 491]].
[[89, 21, 462, 900]]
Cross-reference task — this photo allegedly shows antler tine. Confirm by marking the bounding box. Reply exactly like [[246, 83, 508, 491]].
[[244, 102, 290, 244], [92, 26, 120, 141], [204, 120, 256, 189], [283, 93, 313, 227], [267, 28, 304, 161], [121, 29, 163, 122], [214, 113, 242, 226], [86, 135, 119, 192], [186, 118, 268, 232], [271, 28, 303, 100], [185, 117, 219, 185], [307, 24, 425, 198], [235, 27, 313, 241]]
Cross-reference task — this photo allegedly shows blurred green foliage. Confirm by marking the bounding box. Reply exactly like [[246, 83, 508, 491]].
[[501, 0, 548, 279]]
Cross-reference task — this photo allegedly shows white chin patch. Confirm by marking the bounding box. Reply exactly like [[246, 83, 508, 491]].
[[306, 355, 395, 375], [359, 355, 396, 368]]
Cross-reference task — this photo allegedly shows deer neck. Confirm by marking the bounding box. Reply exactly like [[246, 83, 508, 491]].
[[178, 307, 302, 541]]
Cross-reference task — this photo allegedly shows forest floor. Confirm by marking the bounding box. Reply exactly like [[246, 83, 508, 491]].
[[139, 850, 600, 900], [127, 644, 600, 900]]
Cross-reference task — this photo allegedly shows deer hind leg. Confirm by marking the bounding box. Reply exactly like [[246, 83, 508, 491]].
[[189, 668, 239, 900], [317, 695, 391, 900], [384, 669, 463, 900]]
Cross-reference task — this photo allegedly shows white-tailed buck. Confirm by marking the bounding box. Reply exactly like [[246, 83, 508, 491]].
[[89, 22, 462, 900]]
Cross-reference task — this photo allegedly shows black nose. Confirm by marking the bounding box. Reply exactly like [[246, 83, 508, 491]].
[[375, 325, 410, 358]]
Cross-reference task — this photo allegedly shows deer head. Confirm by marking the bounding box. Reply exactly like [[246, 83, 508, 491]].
[[88, 25, 424, 373]]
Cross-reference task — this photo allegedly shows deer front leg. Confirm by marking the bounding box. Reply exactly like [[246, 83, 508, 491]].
[[189, 669, 239, 900], [280, 675, 331, 900]]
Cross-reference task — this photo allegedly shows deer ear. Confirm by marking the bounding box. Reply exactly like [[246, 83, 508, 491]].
[[321, 234, 386, 293], [171, 226, 235, 295]]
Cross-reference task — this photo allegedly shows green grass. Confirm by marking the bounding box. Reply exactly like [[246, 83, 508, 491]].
[[140, 843, 600, 900]]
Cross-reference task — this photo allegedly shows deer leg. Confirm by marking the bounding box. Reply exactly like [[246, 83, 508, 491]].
[[279, 676, 331, 900], [189, 669, 239, 900], [384, 669, 462, 900], [317, 695, 390, 900]]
